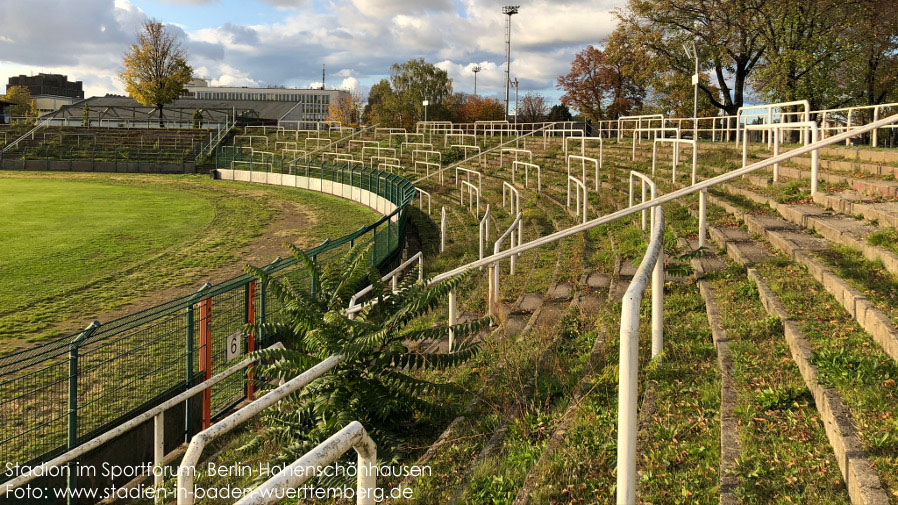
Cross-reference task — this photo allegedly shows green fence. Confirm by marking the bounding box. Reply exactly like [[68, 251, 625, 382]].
[[0, 154, 415, 473]]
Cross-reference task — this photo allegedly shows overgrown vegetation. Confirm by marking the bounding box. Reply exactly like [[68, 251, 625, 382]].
[[242, 243, 489, 468]]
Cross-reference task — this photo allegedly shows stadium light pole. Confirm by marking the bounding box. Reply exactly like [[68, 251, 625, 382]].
[[472, 65, 482, 96], [502, 5, 519, 119]]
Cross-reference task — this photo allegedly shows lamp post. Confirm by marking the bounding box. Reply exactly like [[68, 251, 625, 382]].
[[502, 5, 519, 118], [683, 37, 699, 141], [472, 65, 482, 96], [512, 77, 519, 124]]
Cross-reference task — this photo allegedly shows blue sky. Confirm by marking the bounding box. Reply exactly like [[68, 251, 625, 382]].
[[0, 0, 625, 107]]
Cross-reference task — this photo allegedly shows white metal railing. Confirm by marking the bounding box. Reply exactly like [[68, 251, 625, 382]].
[[0, 342, 285, 500], [488, 212, 524, 316], [425, 115, 898, 289], [414, 123, 566, 185], [412, 149, 442, 165], [450, 144, 484, 167], [361, 145, 397, 161], [176, 355, 344, 505], [391, 131, 424, 145], [566, 174, 588, 224], [416, 187, 432, 214], [454, 166, 482, 193], [369, 155, 400, 168], [234, 134, 269, 147], [742, 121, 819, 191], [347, 252, 424, 316], [415, 160, 442, 182], [500, 147, 532, 166], [542, 128, 585, 148], [55, 110, 891, 505], [812, 102, 898, 146], [567, 154, 601, 191], [441, 206, 447, 252], [479, 204, 491, 261], [196, 117, 236, 160], [234, 421, 377, 505], [460, 180, 481, 217], [444, 132, 478, 147], [736, 100, 810, 148], [502, 181, 521, 217], [616, 206, 665, 505], [512, 160, 541, 191], [629, 170, 657, 231], [563, 136, 604, 168], [617, 114, 664, 143], [652, 138, 697, 184], [349, 139, 379, 151], [631, 127, 680, 160]]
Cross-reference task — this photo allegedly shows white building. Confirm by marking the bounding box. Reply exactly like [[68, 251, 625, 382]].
[[182, 80, 347, 123]]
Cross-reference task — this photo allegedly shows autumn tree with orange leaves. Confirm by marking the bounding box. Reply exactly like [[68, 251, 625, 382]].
[[556, 45, 644, 121], [452, 94, 504, 123], [328, 90, 363, 126]]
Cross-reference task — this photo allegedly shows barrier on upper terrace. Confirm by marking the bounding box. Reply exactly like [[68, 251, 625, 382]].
[[0, 154, 415, 491]]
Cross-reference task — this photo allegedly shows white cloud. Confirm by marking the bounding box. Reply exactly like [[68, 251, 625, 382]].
[[1, 0, 625, 102], [337, 77, 359, 92], [208, 64, 260, 87]]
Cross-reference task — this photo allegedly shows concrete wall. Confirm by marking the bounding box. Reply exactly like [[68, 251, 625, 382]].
[[0, 158, 196, 174], [215, 168, 398, 219]]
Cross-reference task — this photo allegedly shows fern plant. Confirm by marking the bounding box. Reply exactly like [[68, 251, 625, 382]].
[[243, 242, 488, 467]]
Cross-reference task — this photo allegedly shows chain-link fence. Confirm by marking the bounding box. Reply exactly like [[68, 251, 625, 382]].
[[0, 155, 414, 473]]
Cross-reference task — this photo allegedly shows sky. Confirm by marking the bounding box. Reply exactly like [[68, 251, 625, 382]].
[[0, 0, 625, 106]]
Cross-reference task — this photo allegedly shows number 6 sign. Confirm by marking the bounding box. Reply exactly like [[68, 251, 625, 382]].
[[226, 331, 243, 362]]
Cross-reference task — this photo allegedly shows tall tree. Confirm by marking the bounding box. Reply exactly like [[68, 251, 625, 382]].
[[363, 59, 453, 129], [749, 0, 847, 110], [617, 0, 766, 117], [1, 85, 33, 120], [557, 44, 644, 121], [840, 0, 898, 106], [548, 104, 573, 121], [362, 79, 393, 125], [518, 92, 547, 123], [328, 90, 363, 126], [120, 20, 193, 127]]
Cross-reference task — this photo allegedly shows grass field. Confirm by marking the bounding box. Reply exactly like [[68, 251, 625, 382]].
[[0, 172, 379, 348]]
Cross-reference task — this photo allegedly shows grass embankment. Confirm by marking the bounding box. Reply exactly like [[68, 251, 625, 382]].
[[0, 172, 378, 347]]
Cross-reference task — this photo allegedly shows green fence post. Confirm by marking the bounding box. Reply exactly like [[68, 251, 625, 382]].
[[67, 320, 100, 505], [185, 283, 211, 441], [258, 258, 279, 346]]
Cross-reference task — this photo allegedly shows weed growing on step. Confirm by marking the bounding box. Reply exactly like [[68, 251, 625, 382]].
[[814, 245, 898, 328], [707, 264, 851, 504], [867, 226, 898, 256], [755, 261, 898, 496]]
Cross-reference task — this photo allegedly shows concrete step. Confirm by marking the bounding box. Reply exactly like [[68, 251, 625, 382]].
[[706, 191, 898, 364], [722, 184, 898, 279]]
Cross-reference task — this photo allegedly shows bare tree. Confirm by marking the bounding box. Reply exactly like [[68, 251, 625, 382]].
[[518, 92, 547, 123]]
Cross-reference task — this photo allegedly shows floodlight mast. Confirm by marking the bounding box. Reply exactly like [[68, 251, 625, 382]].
[[472, 65, 482, 96], [502, 5, 519, 118]]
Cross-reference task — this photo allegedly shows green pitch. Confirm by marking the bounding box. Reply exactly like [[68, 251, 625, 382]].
[[0, 172, 378, 347]]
